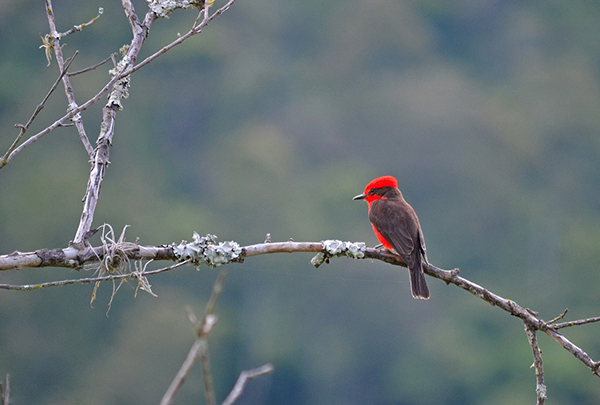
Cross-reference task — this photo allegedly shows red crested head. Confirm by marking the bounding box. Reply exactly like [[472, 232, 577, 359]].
[[353, 175, 400, 205], [363, 175, 398, 194]]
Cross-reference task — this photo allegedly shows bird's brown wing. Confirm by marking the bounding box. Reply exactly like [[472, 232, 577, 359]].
[[369, 198, 430, 299], [368, 199, 419, 269]]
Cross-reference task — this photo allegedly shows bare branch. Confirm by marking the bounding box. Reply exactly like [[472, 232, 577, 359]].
[[68, 53, 116, 77], [551, 316, 600, 330], [72, 107, 116, 246], [0, 0, 236, 170], [0, 242, 176, 271], [222, 364, 275, 405], [1, 235, 599, 381], [44, 0, 94, 156], [121, 0, 240, 78], [121, 0, 146, 36], [160, 272, 227, 405], [0, 52, 78, 169], [420, 260, 600, 378], [198, 272, 228, 405], [525, 324, 546, 405], [543, 308, 568, 327], [161, 339, 203, 405], [199, 324, 217, 405], [542, 328, 600, 377], [72, 0, 237, 245], [0, 69, 123, 168], [0, 240, 345, 272], [71, 0, 157, 246], [0, 261, 189, 291], [57, 7, 104, 39], [202, 271, 227, 319]]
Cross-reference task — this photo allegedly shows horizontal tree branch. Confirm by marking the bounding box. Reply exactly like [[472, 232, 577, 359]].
[[0, 236, 598, 379], [0, 244, 174, 271]]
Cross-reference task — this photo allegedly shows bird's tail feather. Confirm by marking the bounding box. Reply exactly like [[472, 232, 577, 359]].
[[409, 261, 430, 300]]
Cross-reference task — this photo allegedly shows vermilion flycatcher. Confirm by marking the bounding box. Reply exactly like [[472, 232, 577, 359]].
[[354, 175, 430, 299]]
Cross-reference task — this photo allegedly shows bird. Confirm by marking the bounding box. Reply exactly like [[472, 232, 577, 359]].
[[353, 175, 430, 299]]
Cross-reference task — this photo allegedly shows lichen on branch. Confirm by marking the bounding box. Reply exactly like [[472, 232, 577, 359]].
[[172, 232, 242, 268], [147, 0, 206, 18], [310, 240, 366, 267]]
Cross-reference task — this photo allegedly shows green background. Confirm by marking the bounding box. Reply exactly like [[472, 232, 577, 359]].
[[1, 0, 600, 403]]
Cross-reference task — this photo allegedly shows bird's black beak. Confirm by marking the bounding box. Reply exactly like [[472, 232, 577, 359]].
[[353, 193, 367, 201]]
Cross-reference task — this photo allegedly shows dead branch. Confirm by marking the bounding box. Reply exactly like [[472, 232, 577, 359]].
[[525, 324, 547, 405], [0, 51, 77, 169], [57, 7, 103, 39], [0, 235, 598, 384], [121, 0, 239, 78], [160, 272, 224, 405], [0, 0, 237, 171], [160, 272, 273, 405], [1, 1, 598, 403], [551, 316, 600, 330], [222, 364, 274, 405], [68, 53, 116, 77], [44, 0, 94, 155]]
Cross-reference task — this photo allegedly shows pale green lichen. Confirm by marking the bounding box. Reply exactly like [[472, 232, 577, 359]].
[[311, 240, 366, 268], [67, 101, 82, 122], [147, 0, 203, 18], [172, 232, 242, 269], [107, 50, 131, 110]]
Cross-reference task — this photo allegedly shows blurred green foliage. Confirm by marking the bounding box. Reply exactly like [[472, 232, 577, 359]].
[[2, 0, 600, 403]]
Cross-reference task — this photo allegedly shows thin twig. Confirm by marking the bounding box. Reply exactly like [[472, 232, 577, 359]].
[[45, 0, 94, 155], [0, 68, 122, 168], [551, 316, 600, 330], [120, 0, 239, 78], [543, 308, 568, 327], [68, 53, 116, 77], [57, 7, 103, 39], [525, 324, 547, 405], [199, 272, 227, 405], [191, 4, 206, 28], [0, 51, 77, 169], [0, 260, 189, 291], [222, 364, 275, 405], [203, 271, 227, 318], [0, 0, 236, 170], [160, 273, 227, 405], [160, 339, 203, 405], [199, 328, 216, 405]]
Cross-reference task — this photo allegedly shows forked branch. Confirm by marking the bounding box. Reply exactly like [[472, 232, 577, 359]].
[[160, 272, 273, 405]]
